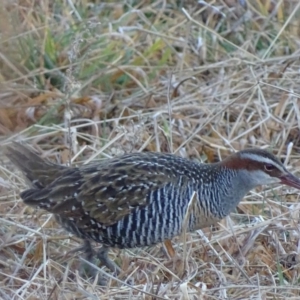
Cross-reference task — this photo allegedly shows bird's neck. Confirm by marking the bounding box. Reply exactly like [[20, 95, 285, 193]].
[[202, 165, 258, 219]]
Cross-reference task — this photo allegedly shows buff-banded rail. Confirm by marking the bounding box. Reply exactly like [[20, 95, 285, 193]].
[[5, 142, 300, 282]]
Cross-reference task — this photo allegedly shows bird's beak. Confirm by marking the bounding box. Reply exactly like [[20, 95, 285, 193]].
[[280, 172, 300, 190]]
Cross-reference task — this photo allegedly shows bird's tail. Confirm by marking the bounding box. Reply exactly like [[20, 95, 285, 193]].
[[4, 142, 67, 188]]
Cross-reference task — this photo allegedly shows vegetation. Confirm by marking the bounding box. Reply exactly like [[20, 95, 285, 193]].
[[1, 0, 300, 299]]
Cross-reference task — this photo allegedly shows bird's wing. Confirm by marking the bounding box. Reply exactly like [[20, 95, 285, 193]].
[[78, 154, 181, 226], [20, 153, 188, 228]]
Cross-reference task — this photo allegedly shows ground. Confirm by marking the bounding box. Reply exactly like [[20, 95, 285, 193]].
[[1, 0, 300, 299]]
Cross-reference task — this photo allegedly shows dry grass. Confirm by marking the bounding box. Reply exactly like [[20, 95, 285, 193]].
[[1, 0, 300, 299]]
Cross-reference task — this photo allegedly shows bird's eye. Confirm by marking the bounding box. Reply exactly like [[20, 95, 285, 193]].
[[264, 164, 275, 172]]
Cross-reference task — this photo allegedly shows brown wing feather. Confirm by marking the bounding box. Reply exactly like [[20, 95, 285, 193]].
[[18, 152, 181, 227], [78, 159, 177, 226]]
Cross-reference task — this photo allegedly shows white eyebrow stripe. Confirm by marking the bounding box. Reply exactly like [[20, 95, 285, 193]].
[[240, 153, 285, 171]]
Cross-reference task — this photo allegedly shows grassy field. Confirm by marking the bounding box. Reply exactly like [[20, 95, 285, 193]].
[[1, 0, 300, 299]]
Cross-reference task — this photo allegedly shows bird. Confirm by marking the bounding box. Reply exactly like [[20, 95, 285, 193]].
[[4, 142, 300, 282]]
